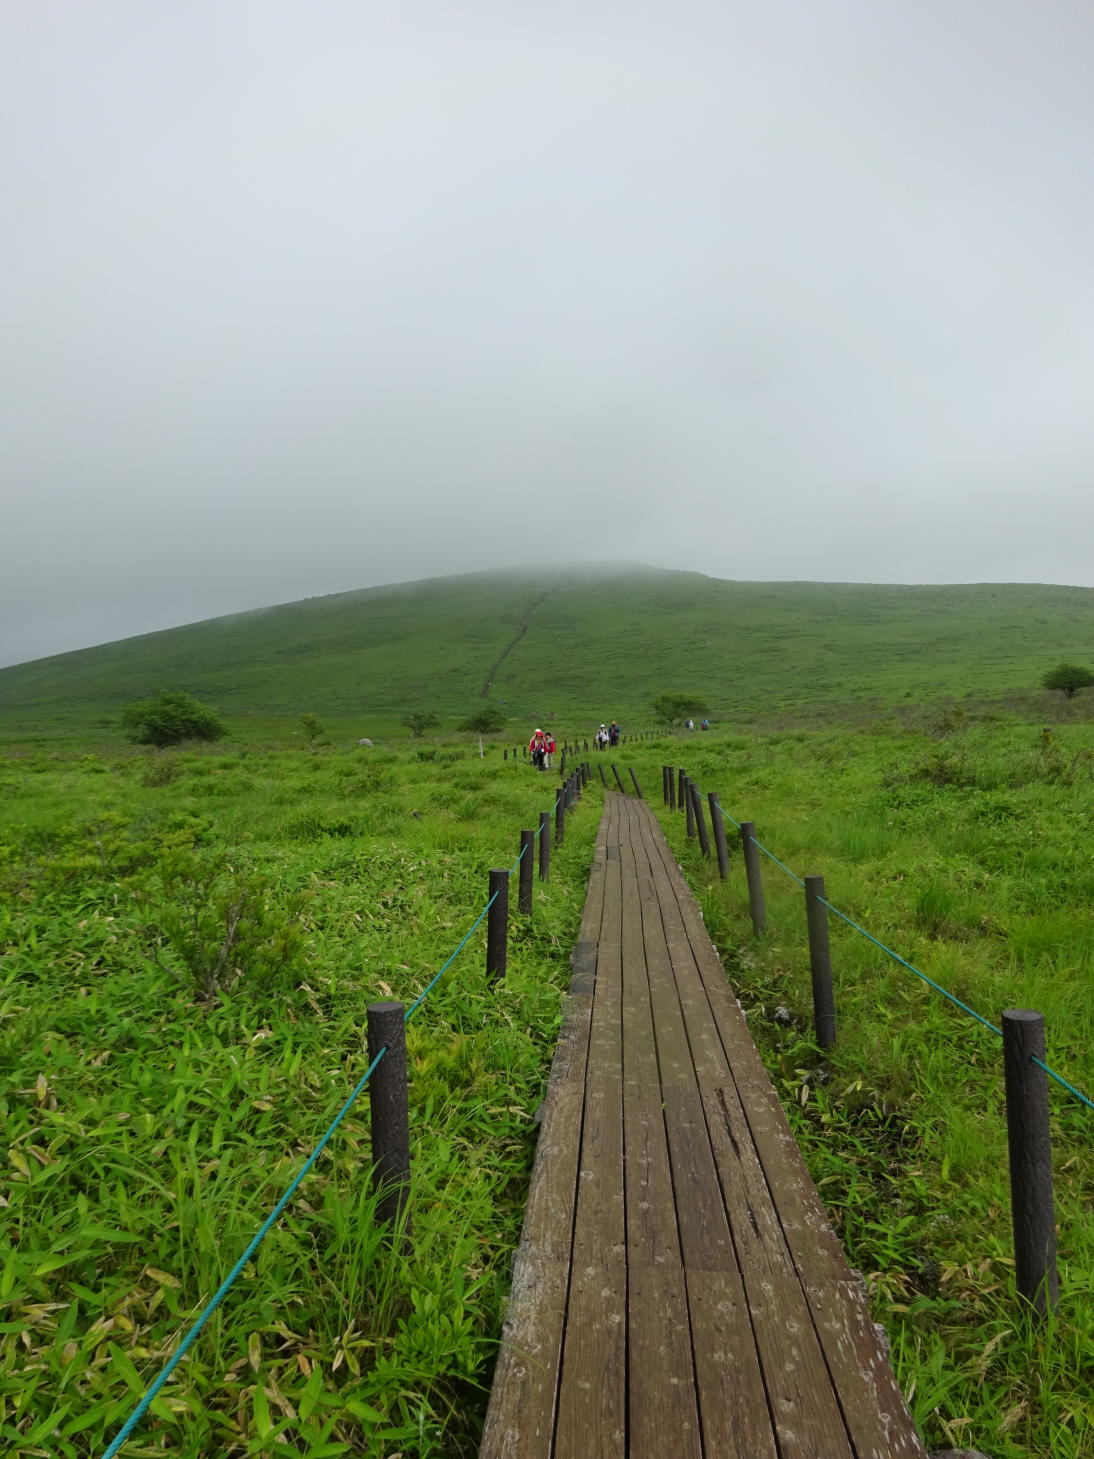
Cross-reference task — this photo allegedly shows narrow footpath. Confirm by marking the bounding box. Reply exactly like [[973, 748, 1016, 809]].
[[479, 792, 926, 1459]]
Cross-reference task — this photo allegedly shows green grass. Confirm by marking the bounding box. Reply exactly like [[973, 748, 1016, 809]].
[[1, 739, 597, 1457], [639, 717, 1094, 1459], [2, 564, 1094, 740], [4, 701, 1094, 1456]]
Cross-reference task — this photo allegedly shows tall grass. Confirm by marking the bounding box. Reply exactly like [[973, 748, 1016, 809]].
[[637, 716, 1094, 1458], [1, 739, 596, 1457]]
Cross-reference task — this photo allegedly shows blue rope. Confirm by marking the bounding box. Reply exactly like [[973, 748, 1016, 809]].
[[710, 795, 740, 830], [818, 896, 1003, 1036], [690, 784, 1091, 1115], [403, 891, 498, 1022], [100, 1045, 388, 1459], [101, 884, 503, 1456], [751, 837, 806, 888], [1031, 1056, 1094, 1113]]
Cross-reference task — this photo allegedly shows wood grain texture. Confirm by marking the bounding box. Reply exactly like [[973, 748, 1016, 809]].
[[480, 795, 927, 1459]]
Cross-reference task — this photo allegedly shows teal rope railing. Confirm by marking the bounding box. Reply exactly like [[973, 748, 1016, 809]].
[[100, 1045, 388, 1459], [685, 783, 1093, 1114], [403, 892, 498, 1023], [751, 836, 805, 888], [818, 896, 1002, 1038], [100, 872, 508, 1457]]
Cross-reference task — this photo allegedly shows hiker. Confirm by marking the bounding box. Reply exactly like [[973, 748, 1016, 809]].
[[596, 724, 610, 750], [544, 733, 556, 770], [700, 718, 709, 731], [608, 721, 620, 748], [528, 727, 548, 770]]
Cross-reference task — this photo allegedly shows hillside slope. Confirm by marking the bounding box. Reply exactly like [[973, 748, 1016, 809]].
[[1, 564, 1092, 733]]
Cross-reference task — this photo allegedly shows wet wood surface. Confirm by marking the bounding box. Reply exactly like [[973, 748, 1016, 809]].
[[479, 795, 926, 1459]]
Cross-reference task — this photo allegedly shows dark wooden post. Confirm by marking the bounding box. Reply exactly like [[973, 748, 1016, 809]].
[[518, 829, 535, 916], [690, 781, 711, 857], [662, 765, 670, 804], [503, 748, 508, 761], [1002, 1010, 1058, 1318], [668, 766, 676, 810], [611, 763, 627, 793], [677, 767, 686, 812], [684, 775, 695, 838], [560, 750, 567, 777], [739, 822, 766, 936], [598, 764, 608, 787], [628, 767, 643, 799], [487, 869, 508, 983], [366, 1001, 411, 1234], [804, 876, 836, 1049], [708, 793, 729, 880], [538, 810, 551, 881], [555, 786, 565, 846]]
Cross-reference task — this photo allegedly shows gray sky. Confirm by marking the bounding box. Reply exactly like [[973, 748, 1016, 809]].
[[5, 1, 1094, 667]]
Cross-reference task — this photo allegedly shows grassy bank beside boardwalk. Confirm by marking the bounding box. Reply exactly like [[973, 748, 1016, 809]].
[[641, 717, 1094, 1459], [1, 739, 598, 1457], [3, 714, 1092, 1457]]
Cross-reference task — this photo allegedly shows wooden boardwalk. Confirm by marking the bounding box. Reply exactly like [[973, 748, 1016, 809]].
[[479, 794, 926, 1459]]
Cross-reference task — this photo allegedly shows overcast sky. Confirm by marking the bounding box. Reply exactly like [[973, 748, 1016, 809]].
[[4, 1, 1094, 667]]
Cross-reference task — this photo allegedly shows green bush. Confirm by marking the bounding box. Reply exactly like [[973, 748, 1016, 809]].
[[122, 690, 227, 747]]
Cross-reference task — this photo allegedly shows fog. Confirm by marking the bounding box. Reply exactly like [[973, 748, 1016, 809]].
[[4, 1, 1094, 666]]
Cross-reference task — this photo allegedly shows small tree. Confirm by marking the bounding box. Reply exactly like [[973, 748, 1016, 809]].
[[123, 690, 227, 748], [652, 692, 709, 725], [459, 706, 507, 733], [403, 711, 440, 738], [300, 713, 325, 749], [1042, 664, 1094, 700]]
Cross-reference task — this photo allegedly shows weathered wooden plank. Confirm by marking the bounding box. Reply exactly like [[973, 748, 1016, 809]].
[[686, 1266, 779, 1459], [628, 802, 855, 1459], [478, 1251, 570, 1459], [635, 801, 926, 1458], [479, 802, 612, 1458], [617, 807, 701, 1458], [553, 802, 627, 1459]]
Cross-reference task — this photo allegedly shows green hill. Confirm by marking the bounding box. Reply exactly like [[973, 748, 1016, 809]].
[[1, 563, 1092, 736]]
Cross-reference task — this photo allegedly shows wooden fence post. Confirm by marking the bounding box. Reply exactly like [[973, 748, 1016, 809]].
[[611, 763, 627, 793], [366, 1001, 411, 1235], [804, 876, 836, 1049], [684, 775, 695, 838], [667, 766, 676, 810], [708, 793, 729, 880], [677, 767, 686, 812], [598, 764, 608, 787], [538, 810, 551, 881], [739, 822, 766, 936], [487, 869, 508, 983], [518, 830, 535, 916], [555, 787, 565, 846], [628, 767, 643, 799], [690, 781, 711, 857], [1002, 1010, 1058, 1318]]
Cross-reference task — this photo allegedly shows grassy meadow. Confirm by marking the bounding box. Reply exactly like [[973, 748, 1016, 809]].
[[3, 562, 1094, 1456], [3, 564, 1094, 738], [1, 735, 599, 1457], [654, 714, 1094, 1459], [3, 711, 1092, 1457]]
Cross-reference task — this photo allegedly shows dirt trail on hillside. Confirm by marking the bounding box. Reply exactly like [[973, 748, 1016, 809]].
[[480, 585, 557, 698]]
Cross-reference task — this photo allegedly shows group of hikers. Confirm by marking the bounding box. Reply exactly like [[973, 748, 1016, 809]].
[[527, 728, 556, 770], [527, 720, 621, 769]]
